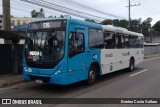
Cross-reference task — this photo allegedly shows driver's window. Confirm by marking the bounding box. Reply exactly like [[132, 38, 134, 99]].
[[69, 32, 85, 57]]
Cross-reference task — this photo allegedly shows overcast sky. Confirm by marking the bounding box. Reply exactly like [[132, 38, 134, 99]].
[[0, 0, 160, 26]]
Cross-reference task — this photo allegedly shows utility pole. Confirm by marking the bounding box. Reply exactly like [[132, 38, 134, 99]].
[[126, 0, 140, 30], [2, 0, 12, 44], [128, 0, 131, 30], [2, 0, 18, 74]]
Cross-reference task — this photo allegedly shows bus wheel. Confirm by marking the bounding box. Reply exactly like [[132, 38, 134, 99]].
[[87, 66, 97, 85], [128, 58, 134, 72]]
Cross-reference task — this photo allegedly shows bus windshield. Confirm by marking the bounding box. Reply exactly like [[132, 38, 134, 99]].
[[25, 30, 65, 64]]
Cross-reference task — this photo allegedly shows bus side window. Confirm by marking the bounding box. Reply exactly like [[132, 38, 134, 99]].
[[125, 35, 132, 48], [69, 32, 85, 57], [132, 36, 138, 48], [138, 36, 144, 48], [89, 29, 104, 49], [116, 33, 125, 49], [104, 31, 115, 49]]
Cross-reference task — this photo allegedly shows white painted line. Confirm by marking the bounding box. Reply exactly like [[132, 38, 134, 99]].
[[129, 69, 148, 77]]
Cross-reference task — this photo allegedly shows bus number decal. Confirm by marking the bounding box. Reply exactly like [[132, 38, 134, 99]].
[[43, 23, 50, 28]]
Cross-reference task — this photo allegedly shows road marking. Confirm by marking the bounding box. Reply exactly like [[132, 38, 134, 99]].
[[129, 69, 148, 77]]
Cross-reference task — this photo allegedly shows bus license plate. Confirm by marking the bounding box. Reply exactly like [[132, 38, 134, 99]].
[[35, 80, 43, 84]]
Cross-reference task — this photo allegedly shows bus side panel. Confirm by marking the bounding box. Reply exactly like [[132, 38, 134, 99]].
[[135, 48, 144, 65], [116, 49, 129, 70], [101, 49, 117, 74]]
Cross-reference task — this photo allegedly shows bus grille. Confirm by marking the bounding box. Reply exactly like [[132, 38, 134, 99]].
[[28, 75, 51, 83]]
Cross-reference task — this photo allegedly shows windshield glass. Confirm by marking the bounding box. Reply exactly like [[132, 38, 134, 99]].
[[25, 30, 65, 63]]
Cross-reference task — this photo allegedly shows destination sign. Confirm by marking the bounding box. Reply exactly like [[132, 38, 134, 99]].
[[29, 20, 66, 30]]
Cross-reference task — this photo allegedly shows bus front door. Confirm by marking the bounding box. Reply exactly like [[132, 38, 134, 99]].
[[67, 25, 88, 84]]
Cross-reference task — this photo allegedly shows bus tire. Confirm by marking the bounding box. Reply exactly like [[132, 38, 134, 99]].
[[86, 66, 97, 85], [128, 58, 134, 72]]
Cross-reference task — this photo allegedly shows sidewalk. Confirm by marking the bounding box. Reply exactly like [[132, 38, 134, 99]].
[[144, 53, 160, 59], [0, 74, 24, 88], [0, 53, 160, 88]]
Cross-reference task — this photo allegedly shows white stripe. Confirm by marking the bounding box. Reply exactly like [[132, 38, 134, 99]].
[[129, 69, 148, 77]]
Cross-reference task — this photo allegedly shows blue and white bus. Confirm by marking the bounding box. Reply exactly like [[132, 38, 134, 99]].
[[23, 18, 144, 85]]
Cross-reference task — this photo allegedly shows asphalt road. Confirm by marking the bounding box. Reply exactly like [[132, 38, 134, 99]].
[[1, 57, 160, 107]]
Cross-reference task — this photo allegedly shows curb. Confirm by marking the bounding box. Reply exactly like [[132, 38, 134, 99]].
[[144, 54, 160, 59]]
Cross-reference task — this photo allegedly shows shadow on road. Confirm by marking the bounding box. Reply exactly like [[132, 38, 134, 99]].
[[25, 67, 143, 98]]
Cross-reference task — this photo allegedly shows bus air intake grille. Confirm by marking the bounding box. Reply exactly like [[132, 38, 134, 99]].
[[28, 75, 51, 83]]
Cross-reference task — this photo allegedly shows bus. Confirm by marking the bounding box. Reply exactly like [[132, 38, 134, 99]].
[[23, 18, 144, 85]]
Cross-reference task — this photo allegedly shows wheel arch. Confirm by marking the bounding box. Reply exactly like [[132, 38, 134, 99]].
[[90, 62, 101, 77]]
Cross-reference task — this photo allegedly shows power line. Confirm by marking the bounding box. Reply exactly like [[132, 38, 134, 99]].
[[59, 0, 126, 19], [139, 0, 159, 21], [0, 2, 31, 14], [20, 0, 107, 21], [39, 0, 108, 20], [133, 6, 148, 18], [11, 0, 62, 16], [142, 0, 159, 14], [21, 0, 127, 22], [23, 1, 99, 21]]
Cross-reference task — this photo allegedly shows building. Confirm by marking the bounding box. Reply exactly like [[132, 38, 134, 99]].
[[1, 17, 50, 30], [11, 17, 28, 29], [11, 17, 50, 29], [0, 17, 50, 44]]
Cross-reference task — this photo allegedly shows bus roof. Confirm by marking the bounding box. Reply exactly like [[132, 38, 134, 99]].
[[102, 25, 143, 37]]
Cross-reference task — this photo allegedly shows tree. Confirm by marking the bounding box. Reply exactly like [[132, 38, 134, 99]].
[[31, 8, 45, 18], [31, 10, 38, 18], [40, 8, 44, 13], [119, 19, 128, 28], [112, 19, 120, 26], [85, 19, 96, 23], [153, 21, 160, 34], [130, 18, 142, 33], [0, 14, 3, 18], [60, 15, 64, 18], [101, 19, 113, 25], [141, 17, 153, 37], [39, 8, 45, 18]]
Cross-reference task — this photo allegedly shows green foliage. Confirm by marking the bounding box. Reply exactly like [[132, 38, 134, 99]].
[[60, 15, 64, 18], [85, 19, 97, 23], [40, 8, 44, 13], [119, 19, 128, 28], [31, 8, 45, 18], [153, 21, 160, 34], [101, 19, 113, 25], [100, 17, 155, 37], [101, 19, 129, 29], [130, 18, 142, 33], [141, 17, 153, 36], [31, 10, 38, 18]]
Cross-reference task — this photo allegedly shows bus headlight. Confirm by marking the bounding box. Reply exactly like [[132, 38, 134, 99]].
[[24, 67, 28, 72], [54, 66, 63, 75]]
